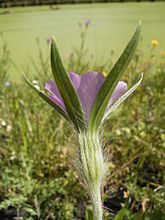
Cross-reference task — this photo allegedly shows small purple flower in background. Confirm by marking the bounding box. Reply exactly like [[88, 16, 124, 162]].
[[84, 19, 90, 27], [45, 71, 127, 122], [46, 37, 51, 45], [5, 80, 10, 87]]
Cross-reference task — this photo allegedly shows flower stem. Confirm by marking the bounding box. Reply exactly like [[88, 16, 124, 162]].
[[76, 131, 106, 220], [90, 186, 103, 220]]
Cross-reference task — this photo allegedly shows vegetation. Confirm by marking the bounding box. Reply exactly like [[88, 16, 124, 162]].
[[0, 21, 165, 220], [0, 1, 164, 8], [1, 2, 165, 82]]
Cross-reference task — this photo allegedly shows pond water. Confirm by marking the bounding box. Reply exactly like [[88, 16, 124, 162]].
[[0, 2, 165, 80]]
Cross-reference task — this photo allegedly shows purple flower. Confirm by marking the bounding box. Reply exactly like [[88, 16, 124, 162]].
[[84, 19, 90, 27], [46, 37, 51, 45], [45, 71, 127, 121]]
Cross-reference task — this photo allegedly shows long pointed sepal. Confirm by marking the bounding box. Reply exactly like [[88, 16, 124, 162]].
[[24, 74, 69, 121], [102, 73, 143, 123], [51, 37, 86, 131], [88, 22, 141, 133]]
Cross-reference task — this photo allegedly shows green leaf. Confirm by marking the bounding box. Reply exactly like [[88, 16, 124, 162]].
[[85, 206, 93, 220], [51, 37, 85, 131], [134, 209, 144, 220], [88, 22, 141, 133], [24, 75, 69, 121], [24, 206, 37, 216], [113, 207, 128, 220], [145, 211, 165, 220]]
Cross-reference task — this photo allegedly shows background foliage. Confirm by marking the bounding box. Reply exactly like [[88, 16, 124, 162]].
[[1, 0, 165, 8], [0, 23, 165, 219]]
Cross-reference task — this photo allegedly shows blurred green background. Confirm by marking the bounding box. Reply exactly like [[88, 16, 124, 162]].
[[0, 2, 165, 79]]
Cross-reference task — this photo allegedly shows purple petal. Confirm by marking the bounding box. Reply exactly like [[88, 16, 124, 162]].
[[76, 71, 105, 120], [45, 72, 127, 122], [45, 72, 105, 120], [109, 81, 128, 105], [68, 72, 81, 90], [84, 19, 90, 26], [48, 94, 66, 110], [45, 80, 66, 110], [45, 80, 63, 101]]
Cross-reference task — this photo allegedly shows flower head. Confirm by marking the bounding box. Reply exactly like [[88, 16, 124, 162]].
[[46, 37, 51, 45], [25, 23, 142, 131], [84, 19, 90, 27], [45, 71, 128, 122], [152, 40, 158, 47]]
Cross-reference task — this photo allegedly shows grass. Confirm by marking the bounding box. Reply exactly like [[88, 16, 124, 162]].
[[0, 2, 165, 80], [0, 22, 165, 218]]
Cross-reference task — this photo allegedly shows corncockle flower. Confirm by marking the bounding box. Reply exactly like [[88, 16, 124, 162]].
[[84, 19, 90, 27], [25, 22, 142, 220], [45, 72, 128, 122]]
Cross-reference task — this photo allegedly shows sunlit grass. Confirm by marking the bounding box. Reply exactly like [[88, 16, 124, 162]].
[[0, 2, 165, 80]]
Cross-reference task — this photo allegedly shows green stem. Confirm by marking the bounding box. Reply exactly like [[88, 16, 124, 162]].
[[90, 186, 103, 220], [77, 131, 106, 220]]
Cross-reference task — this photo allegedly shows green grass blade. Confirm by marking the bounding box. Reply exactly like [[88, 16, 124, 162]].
[[51, 37, 85, 130], [24, 75, 69, 121], [85, 206, 93, 220], [113, 207, 128, 220], [88, 22, 141, 132]]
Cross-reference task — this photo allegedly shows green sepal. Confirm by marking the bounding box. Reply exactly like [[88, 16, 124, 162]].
[[24, 75, 69, 121], [51, 37, 86, 131], [101, 73, 143, 123], [88, 22, 141, 133]]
